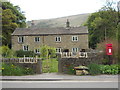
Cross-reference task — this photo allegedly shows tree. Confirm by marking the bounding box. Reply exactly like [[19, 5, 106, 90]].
[[40, 45, 56, 59], [86, 1, 118, 49], [1, 1, 26, 47], [40, 45, 49, 59], [0, 45, 15, 58]]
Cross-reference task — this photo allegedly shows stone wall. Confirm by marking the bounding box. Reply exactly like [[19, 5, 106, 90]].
[[1, 58, 42, 74], [58, 52, 104, 74]]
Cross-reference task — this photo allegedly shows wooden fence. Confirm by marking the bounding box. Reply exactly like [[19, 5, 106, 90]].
[[60, 52, 88, 58], [1, 56, 40, 63]]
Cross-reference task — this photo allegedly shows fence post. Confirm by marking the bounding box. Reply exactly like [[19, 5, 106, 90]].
[[85, 52, 88, 58], [35, 55, 38, 63], [36, 58, 42, 74], [58, 54, 62, 73], [24, 55, 25, 63]]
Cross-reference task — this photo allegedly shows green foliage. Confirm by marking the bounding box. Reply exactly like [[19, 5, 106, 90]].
[[16, 50, 35, 57], [101, 59, 109, 65], [42, 58, 58, 73], [118, 24, 120, 63], [97, 39, 118, 64], [48, 47, 56, 58], [100, 64, 119, 75], [87, 64, 119, 75], [1, 63, 34, 76], [40, 45, 56, 59], [40, 45, 49, 58], [1, 1, 26, 47], [86, 2, 118, 49], [67, 65, 75, 75], [23, 67, 34, 75], [0, 45, 15, 58], [88, 63, 101, 75]]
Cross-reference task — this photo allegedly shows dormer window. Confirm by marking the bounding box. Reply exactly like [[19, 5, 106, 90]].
[[18, 36, 24, 43], [55, 37, 61, 42], [72, 36, 78, 41]]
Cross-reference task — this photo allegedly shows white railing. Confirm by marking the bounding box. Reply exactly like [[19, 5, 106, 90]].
[[1, 56, 38, 63], [60, 52, 88, 58], [19, 55, 38, 63]]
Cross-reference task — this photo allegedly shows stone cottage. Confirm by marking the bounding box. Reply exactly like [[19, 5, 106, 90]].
[[11, 20, 89, 54]]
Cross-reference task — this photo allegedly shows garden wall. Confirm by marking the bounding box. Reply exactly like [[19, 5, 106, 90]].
[[1, 58, 42, 74], [58, 52, 104, 74]]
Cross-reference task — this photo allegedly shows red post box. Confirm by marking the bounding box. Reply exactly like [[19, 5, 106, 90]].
[[106, 44, 112, 55]]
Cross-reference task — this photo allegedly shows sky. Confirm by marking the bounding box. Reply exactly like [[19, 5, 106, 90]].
[[10, 0, 119, 21]]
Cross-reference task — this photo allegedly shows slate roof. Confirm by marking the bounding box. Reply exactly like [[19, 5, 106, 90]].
[[12, 26, 88, 36]]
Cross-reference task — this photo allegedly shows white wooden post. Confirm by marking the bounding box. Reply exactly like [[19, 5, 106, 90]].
[[29, 58, 30, 63], [65, 52, 67, 57], [35, 55, 38, 63], [79, 52, 81, 58], [60, 52, 62, 58], [68, 52, 70, 57], [24, 55, 25, 63], [85, 52, 88, 58]]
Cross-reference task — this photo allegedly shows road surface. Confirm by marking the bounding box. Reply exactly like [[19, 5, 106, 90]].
[[1, 80, 118, 88]]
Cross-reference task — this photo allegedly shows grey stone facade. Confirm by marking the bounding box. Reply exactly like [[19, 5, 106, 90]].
[[11, 21, 88, 53]]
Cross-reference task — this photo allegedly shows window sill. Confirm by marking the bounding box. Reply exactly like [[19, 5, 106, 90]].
[[18, 42, 24, 44], [55, 41, 61, 43], [72, 41, 78, 42]]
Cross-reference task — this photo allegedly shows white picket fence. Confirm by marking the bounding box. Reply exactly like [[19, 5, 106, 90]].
[[1, 55, 38, 63], [60, 52, 88, 58], [19, 55, 38, 63]]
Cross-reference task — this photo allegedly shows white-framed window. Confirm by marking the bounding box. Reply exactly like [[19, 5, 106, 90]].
[[56, 48, 61, 53], [72, 48, 79, 52], [55, 37, 61, 42], [34, 37, 40, 42], [34, 49, 40, 54], [23, 45, 29, 51], [72, 36, 78, 41], [18, 36, 24, 43]]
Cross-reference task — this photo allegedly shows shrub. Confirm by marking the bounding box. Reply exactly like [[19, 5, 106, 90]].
[[40, 45, 56, 59], [1, 63, 35, 76], [0, 46, 15, 58], [101, 59, 109, 65], [23, 67, 34, 75], [88, 63, 101, 75], [16, 50, 35, 57], [67, 65, 75, 75], [99, 64, 119, 75], [40, 45, 49, 58], [2, 63, 24, 76], [48, 47, 56, 58]]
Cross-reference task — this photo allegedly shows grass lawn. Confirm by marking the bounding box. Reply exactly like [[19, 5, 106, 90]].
[[42, 58, 58, 73]]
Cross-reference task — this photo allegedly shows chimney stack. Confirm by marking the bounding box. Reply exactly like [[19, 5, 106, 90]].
[[31, 20, 35, 26], [66, 19, 70, 29]]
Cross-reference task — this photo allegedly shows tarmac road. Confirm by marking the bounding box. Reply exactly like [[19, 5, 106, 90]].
[[1, 80, 118, 88], [1, 73, 119, 88]]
